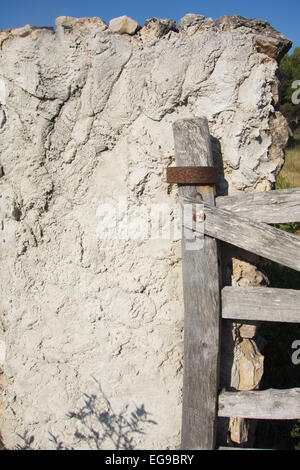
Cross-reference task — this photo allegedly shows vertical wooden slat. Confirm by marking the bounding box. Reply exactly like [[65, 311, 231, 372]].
[[173, 118, 221, 450]]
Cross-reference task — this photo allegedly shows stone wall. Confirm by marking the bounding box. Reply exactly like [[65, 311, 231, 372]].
[[0, 14, 291, 449]]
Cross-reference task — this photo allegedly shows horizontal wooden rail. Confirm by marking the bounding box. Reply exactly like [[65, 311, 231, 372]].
[[182, 198, 300, 272], [216, 187, 300, 223], [222, 286, 300, 323], [218, 388, 300, 419]]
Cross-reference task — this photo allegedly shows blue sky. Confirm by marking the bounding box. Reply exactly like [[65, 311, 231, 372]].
[[1, 0, 299, 51]]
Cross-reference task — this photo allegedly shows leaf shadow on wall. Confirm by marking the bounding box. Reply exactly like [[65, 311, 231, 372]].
[[16, 378, 158, 450]]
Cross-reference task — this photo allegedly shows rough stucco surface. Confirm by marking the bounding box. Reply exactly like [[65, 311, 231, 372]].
[[0, 14, 291, 449]]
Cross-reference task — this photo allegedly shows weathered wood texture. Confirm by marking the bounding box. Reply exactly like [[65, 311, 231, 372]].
[[182, 201, 300, 272], [173, 118, 221, 450], [216, 187, 300, 223], [218, 388, 300, 419], [222, 286, 300, 323]]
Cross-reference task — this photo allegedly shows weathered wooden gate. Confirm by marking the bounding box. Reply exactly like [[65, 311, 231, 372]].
[[167, 117, 300, 450]]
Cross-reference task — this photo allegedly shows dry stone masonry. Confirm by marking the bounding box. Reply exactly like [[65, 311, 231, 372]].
[[0, 13, 291, 449]]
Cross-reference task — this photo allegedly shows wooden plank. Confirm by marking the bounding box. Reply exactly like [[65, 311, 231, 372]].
[[218, 447, 275, 450], [173, 118, 221, 450], [222, 286, 300, 323], [182, 200, 300, 272], [216, 187, 300, 223], [218, 388, 300, 419]]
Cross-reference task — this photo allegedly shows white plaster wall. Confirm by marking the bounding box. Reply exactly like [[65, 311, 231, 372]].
[[0, 14, 290, 449]]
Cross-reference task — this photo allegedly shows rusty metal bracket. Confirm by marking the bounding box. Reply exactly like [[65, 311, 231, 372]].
[[166, 166, 218, 185]]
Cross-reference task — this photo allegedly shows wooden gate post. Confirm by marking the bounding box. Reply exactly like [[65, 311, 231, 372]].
[[172, 118, 221, 450]]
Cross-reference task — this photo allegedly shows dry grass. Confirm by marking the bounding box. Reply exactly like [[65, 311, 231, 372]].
[[278, 137, 300, 188], [275, 138, 300, 237]]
